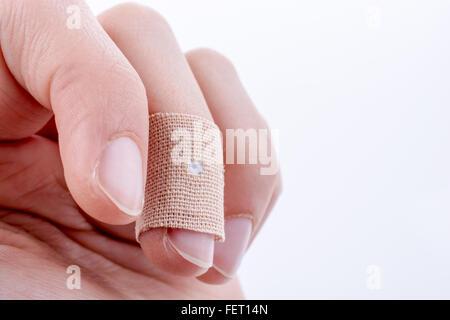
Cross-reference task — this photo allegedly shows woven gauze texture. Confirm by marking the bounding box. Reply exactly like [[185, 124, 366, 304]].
[[136, 113, 225, 242]]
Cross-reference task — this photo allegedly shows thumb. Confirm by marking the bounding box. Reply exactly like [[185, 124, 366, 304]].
[[0, 0, 148, 224]]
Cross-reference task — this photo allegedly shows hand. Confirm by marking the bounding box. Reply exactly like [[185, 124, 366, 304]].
[[0, 1, 281, 299]]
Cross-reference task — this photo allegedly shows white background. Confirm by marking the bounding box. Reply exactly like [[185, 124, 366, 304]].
[[87, 0, 450, 299]]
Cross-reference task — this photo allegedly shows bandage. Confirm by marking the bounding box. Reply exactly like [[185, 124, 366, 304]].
[[135, 113, 225, 242]]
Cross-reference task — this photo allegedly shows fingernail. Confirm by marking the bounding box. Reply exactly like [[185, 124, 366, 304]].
[[213, 217, 252, 278], [167, 229, 214, 269], [96, 137, 144, 216]]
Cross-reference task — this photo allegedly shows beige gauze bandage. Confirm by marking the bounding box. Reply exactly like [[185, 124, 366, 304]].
[[135, 113, 225, 242]]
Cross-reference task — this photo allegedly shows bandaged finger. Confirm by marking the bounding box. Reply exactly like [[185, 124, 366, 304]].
[[135, 113, 225, 242]]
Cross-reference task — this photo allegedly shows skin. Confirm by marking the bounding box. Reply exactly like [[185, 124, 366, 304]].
[[0, 1, 281, 299]]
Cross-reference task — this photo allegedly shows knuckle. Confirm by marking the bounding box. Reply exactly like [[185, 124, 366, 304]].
[[187, 48, 237, 75], [0, 0, 26, 31], [101, 2, 171, 34]]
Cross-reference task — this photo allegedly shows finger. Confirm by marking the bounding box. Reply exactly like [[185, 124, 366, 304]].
[[99, 4, 217, 276], [0, 53, 52, 140], [249, 173, 282, 247], [0, 136, 92, 231], [186, 49, 281, 284], [0, 0, 149, 224], [0, 135, 139, 243]]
